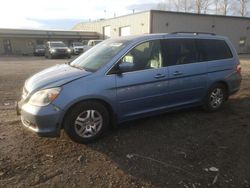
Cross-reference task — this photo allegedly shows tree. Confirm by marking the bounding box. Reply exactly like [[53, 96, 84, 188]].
[[156, 0, 172, 11], [221, 0, 230, 15], [174, 0, 194, 12], [195, 0, 211, 14], [239, 0, 248, 16], [214, 0, 220, 14]]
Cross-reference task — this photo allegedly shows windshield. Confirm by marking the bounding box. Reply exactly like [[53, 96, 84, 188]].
[[94, 41, 102, 45], [36, 45, 45, 49], [73, 42, 84, 46], [70, 39, 130, 72], [50, 42, 66, 48]]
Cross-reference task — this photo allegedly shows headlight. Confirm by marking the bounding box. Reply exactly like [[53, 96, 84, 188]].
[[67, 48, 71, 53], [51, 49, 56, 53], [28, 87, 61, 106]]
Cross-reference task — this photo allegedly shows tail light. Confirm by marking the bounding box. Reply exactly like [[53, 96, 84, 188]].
[[236, 64, 241, 75]]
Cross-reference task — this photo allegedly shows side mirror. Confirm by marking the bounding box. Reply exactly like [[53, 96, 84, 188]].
[[118, 62, 134, 73]]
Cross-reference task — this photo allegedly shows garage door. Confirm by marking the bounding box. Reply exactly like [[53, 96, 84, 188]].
[[103, 26, 111, 39], [120, 26, 131, 36]]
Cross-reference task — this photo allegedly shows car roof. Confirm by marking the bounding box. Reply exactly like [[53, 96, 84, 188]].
[[114, 33, 228, 43], [47, 41, 64, 43]]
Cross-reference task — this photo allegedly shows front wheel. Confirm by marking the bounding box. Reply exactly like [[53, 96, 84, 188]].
[[203, 83, 227, 112], [64, 101, 110, 144], [48, 53, 53, 59]]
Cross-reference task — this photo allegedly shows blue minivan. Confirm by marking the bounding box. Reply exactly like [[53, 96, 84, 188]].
[[17, 33, 242, 143]]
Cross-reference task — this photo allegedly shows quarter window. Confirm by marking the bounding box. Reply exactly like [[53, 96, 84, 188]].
[[196, 39, 233, 61]]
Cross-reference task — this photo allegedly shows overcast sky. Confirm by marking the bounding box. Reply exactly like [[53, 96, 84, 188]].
[[0, 0, 158, 30]]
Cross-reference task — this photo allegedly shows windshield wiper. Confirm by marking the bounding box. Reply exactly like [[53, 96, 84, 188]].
[[82, 67, 95, 72], [68, 64, 84, 70]]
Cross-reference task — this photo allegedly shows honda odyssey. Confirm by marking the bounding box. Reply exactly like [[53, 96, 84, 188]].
[[17, 33, 242, 143]]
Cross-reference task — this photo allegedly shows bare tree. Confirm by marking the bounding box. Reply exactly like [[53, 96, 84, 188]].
[[175, 0, 194, 12], [195, 0, 211, 14], [220, 0, 230, 15], [239, 0, 249, 16], [157, 0, 172, 11], [214, 0, 221, 14]]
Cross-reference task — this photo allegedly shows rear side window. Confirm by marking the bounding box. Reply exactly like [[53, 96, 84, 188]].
[[161, 39, 199, 66], [196, 39, 233, 61]]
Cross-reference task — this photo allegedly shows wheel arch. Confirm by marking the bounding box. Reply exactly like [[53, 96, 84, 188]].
[[61, 98, 117, 129], [209, 80, 229, 100]]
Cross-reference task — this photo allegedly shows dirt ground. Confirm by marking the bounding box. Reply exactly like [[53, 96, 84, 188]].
[[0, 56, 249, 188]]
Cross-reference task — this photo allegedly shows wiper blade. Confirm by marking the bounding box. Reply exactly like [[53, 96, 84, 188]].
[[82, 67, 95, 72], [68, 64, 84, 70]]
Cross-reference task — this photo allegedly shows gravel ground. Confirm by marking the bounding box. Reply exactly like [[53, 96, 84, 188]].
[[0, 56, 249, 188]]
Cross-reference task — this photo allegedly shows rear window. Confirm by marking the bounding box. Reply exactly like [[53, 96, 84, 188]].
[[161, 38, 233, 66], [196, 39, 233, 61]]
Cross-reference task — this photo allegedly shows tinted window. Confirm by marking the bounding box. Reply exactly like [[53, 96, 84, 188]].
[[120, 40, 163, 72], [161, 39, 199, 66], [196, 39, 233, 61]]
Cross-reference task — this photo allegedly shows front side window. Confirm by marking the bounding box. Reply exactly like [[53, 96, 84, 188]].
[[119, 40, 163, 72]]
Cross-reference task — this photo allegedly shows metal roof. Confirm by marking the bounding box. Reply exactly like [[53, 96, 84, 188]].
[[0, 28, 99, 39]]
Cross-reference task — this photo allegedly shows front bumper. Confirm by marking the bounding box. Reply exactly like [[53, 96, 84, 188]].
[[51, 52, 70, 57], [73, 48, 84, 54], [17, 101, 62, 137]]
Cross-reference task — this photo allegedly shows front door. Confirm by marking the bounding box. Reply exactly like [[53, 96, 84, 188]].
[[115, 40, 169, 120]]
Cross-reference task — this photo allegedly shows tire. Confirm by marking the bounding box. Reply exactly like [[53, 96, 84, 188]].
[[67, 55, 71, 59], [203, 83, 227, 112], [48, 53, 52, 59], [63, 101, 110, 144]]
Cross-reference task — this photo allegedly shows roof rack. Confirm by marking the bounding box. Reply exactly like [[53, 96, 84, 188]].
[[171, 32, 216, 35]]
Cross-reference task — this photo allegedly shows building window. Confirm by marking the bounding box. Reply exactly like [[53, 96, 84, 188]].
[[119, 26, 131, 36]]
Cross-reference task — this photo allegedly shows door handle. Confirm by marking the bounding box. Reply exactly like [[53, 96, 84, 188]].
[[173, 71, 183, 76], [154, 74, 165, 79]]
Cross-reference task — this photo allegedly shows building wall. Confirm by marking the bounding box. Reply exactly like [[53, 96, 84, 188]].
[[151, 11, 250, 53], [74, 10, 250, 53], [0, 39, 4, 54], [73, 12, 151, 38]]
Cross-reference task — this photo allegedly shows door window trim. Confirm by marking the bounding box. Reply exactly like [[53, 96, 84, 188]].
[[106, 38, 165, 76], [161, 38, 234, 67]]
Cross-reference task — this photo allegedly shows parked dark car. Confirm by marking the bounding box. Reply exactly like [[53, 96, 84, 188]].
[[45, 41, 71, 59], [33, 44, 45, 56], [17, 33, 241, 144]]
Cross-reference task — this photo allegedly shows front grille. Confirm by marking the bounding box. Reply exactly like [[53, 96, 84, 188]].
[[57, 49, 66, 53]]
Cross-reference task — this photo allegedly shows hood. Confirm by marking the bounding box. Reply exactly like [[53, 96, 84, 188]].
[[52, 47, 69, 50], [25, 64, 91, 93], [74, 46, 84, 49]]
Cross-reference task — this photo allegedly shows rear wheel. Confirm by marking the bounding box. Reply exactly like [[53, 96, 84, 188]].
[[203, 83, 227, 112], [64, 101, 110, 144]]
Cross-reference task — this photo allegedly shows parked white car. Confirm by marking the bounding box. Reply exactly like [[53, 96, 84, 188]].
[[83, 40, 103, 52]]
